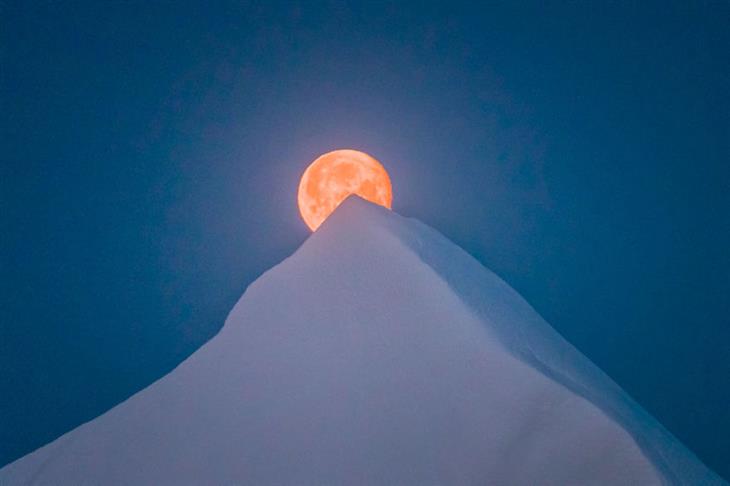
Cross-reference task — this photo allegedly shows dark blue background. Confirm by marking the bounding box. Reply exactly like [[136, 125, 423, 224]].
[[2, 1, 728, 478]]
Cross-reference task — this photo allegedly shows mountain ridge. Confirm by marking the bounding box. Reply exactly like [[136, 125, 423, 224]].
[[305, 196, 722, 485]]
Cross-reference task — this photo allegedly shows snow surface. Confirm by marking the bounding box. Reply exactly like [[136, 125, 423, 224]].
[[0, 196, 723, 485]]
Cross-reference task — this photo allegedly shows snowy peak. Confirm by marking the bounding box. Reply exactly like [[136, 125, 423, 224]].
[[0, 196, 723, 485]]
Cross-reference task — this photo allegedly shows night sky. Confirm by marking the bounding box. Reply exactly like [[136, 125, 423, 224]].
[[2, 1, 728, 478]]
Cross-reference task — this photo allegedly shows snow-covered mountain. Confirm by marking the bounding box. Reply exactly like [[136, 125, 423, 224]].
[[0, 196, 722, 485]]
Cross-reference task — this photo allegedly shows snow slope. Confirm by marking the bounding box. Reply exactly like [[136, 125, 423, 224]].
[[0, 196, 723, 485]]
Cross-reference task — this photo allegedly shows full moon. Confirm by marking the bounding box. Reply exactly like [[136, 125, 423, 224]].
[[298, 149, 393, 231]]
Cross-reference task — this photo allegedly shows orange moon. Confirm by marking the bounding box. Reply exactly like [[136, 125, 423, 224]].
[[298, 149, 393, 231]]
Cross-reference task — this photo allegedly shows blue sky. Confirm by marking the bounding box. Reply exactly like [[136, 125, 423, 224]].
[[2, 1, 728, 477]]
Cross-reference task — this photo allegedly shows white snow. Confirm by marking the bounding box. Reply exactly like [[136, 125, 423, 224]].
[[0, 196, 723, 485]]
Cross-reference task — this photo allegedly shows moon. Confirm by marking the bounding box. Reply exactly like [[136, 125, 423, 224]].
[[298, 149, 393, 231]]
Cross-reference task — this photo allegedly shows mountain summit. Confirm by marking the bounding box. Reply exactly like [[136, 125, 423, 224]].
[[0, 197, 722, 485]]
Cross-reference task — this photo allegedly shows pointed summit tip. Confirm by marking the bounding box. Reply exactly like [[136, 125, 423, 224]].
[[296, 193, 405, 262], [333, 193, 392, 218], [314, 194, 395, 233]]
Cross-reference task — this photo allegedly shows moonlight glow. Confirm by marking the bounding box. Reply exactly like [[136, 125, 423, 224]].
[[298, 149, 393, 231]]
